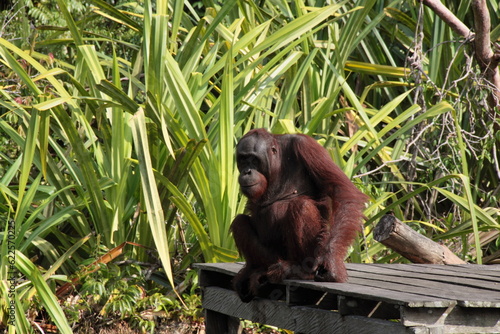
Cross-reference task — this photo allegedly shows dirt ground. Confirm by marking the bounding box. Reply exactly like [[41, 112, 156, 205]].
[[74, 319, 205, 334], [73, 318, 284, 334]]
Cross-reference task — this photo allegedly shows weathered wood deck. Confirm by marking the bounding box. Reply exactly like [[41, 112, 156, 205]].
[[195, 262, 500, 334]]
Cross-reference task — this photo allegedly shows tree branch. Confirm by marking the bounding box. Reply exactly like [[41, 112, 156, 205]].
[[421, 0, 500, 108], [420, 0, 472, 38], [472, 0, 492, 61], [471, 0, 500, 106]]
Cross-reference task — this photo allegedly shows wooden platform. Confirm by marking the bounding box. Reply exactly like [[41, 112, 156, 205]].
[[195, 262, 500, 334]]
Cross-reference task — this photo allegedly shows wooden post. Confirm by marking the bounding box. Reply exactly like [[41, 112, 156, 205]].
[[205, 309, 241, 334], [374, 214, 466, 264]]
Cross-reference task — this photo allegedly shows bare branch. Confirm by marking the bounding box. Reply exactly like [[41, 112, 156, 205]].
[[472, 0, 492, 61], [355, 158, 410, 178], [420, 0, 472, 38], [471, 0, 500, 106], [421, 0, 500, 108]]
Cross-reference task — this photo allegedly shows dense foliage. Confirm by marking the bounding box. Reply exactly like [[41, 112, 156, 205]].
[[0, 0, 499, 332]]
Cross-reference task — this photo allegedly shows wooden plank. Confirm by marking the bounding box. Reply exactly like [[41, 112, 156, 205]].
[[203, 286, 416, 334], [404, 264, 500, 280], [346, 276, 462, 305], [359, 264, 500, 291], [287, 279, 453, 308], [346, 269, 500, 307], [347, 276, 500, 308], [417, 263, 500, 274], [349, 265, 500, 296], [203, 286, 296, 330], [195, 262, 243, 276], [368, 264, 500, 282]]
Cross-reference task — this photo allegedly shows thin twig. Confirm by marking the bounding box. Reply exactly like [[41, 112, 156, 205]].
[[355, 158, 410, 178]]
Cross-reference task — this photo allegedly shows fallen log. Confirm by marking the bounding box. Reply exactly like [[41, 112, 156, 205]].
[[373, 214, 466, 264]]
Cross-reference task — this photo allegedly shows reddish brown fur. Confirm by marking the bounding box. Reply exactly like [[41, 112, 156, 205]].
[[231, 129, 368, 302]]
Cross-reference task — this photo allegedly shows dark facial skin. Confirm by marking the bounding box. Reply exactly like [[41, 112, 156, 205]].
[[236, 134, 272, 200], [231, 129, 369, 302]]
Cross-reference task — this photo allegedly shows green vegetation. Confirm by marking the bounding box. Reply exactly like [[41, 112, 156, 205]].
[[0, 0, 499, 332]]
